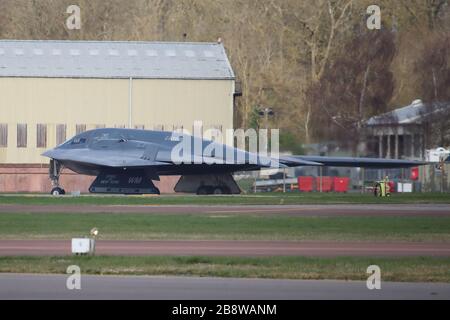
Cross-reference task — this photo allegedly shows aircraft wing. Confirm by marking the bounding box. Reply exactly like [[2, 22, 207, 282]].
[[43, 148, 426, 170], [286, 155, 426, 168], [156, 150, 324, 168]]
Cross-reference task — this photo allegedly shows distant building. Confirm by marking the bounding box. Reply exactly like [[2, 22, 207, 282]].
[[365, 99, 450, 160], [0, 40, 238, 193]]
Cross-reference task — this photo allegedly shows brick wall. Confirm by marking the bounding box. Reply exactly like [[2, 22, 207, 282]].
[[0, 164, 179, 194]]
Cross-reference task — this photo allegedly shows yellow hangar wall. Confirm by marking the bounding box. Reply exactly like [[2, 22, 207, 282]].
[[0, 77, 234, 165]]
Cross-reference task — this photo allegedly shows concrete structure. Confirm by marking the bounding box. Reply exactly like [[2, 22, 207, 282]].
[[0, 40, 237, 193], [364, 100, 450, 191], [365, 99, 450, 160]]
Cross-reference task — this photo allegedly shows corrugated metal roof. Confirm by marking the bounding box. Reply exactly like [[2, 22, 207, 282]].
[[366, 100, 450, 126], [0, 40, 235, 80]]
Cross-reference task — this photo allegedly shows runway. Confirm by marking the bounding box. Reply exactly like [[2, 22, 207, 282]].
[[1, 240, 449, 257], [1, 203, 450, 217], [1, 274, 449, 300]]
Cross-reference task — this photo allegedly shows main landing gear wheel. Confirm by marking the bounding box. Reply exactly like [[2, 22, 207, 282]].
[[197, 186, 209, 195], [213, 187, 223, 195], [196, 186, 231, 195]]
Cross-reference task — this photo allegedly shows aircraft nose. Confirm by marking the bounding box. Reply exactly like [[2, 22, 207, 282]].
[[41, 149, 55, 158]]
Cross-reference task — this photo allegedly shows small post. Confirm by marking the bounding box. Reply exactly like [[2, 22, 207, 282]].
[[90, 228, 99, 256], [401, 167, 405, 193], [283, 168, 286, 193], [361, 167, 365, 194], [128, 77, 133, 129], [319, 166, 323, 193]]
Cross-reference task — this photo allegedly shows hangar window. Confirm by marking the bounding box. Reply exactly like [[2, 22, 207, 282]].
[[52, 49, 62, 56], [17, 124, 27, 148], [108, 49, 119, 56], [0, 124, 7, 147], [70, 49, 81, 56], [56, 124, 67, 145], [76, 124, 86, 135], [134, 125, 145, 130], [145, 50, 158, 57], [184, 50, 195, 57], [165, 50, 176, 57], [127, 49, 138, 56], [36, 124, 47, 148]]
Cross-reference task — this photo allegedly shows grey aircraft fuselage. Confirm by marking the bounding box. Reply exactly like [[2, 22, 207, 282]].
[[42, 128, 283, 177]]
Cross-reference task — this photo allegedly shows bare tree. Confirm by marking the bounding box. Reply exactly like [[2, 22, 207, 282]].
[[308, 28, 396, 155], [415, 30, 450, 148], [0, 0, 448, 150], [289, 0, 354, 143]]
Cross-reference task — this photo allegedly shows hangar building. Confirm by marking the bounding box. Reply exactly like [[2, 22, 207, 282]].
[[0, 40, 237, 193], [365, 99, 450, 160]]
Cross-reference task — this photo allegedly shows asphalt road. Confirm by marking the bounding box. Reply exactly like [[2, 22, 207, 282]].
[[1, 204, 450, 216], [1, 240, 449, 257], [0, 274, 449, 300]]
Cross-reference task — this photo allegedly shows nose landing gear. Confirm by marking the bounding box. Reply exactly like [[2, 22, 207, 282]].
[[49, 159, 66, 195]]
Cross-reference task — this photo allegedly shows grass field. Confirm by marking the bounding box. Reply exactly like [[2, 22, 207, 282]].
[[0, 212, 449, 242], [0, 192, 450, 206], [0, 256, 449, 282], [1, 193, 449, 282]]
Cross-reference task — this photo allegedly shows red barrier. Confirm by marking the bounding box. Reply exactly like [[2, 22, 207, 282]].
[[388, 181, 396, 193], [298, 176, 314, 192], [411, 167, 419, 181], [316, 177, 333, 192], [333, 177, 350, 193]]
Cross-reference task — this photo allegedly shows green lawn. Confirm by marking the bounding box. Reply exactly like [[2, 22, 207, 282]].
[[0, 256, 449, 282], [0, 192, 449, 206], [1, 212, 449, 242], [1, 194, 449, 282]]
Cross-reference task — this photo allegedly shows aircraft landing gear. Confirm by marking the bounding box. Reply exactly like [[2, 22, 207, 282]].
[[51, 187, 66, 196], [175, 174, 241, 195], [196, 186, 231, 195], [49, 159, 65, 196]]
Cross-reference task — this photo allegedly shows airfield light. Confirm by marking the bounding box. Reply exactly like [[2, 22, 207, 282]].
[[90, 227, 99, 238]]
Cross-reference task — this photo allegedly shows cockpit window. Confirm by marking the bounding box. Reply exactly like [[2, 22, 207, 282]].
[[166, 133, 184, 142], [91, 131, 125, 142], [71, 137, 87, 145]]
